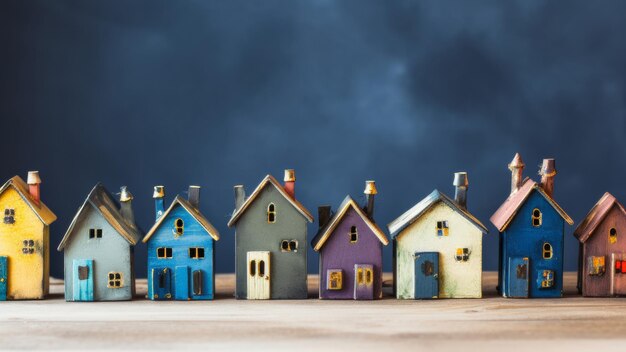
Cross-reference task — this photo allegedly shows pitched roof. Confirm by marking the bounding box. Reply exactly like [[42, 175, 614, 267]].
[[142, 195, 220, 243], [490, 178, 574, 232], [311, 195, 388, 251], [387, 190, 488, 238], [58, 183, 143, 251], [574, 192, 626, 243], [227, 175, 313, 227], [0, 176, 56, 225]]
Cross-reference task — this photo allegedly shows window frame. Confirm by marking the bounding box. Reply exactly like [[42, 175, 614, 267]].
[[327, 269, 343, 290], [349, 226, 358, 243], [542, 242, 553, 260], [107, 272, 123, 288], [539, 270, 554, 288], [3, 208, 15, 224], [22, 239, 35, 254], [280, 240, 298, 252], [436, 221, 449, 237], [532, 208, 542, 227], [609, 227, 618, 244], [587, 256, 606, 276], [189, 247, 205, 259], [89, 228, 103, 239], [157, 247, 173, 259], [267, 203, 276, 223], [455, 248, 470, 262], [174, 218, 184, 236]]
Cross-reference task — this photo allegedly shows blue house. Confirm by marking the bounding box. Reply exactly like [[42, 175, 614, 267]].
[[491, 154, 573, 298], [143, 185, 220, 301]]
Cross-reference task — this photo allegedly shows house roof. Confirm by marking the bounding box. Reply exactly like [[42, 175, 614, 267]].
[[574, 192, 626, 243], [311, 195, 388, 251], [387, 190, 488, 238], [227, 175, 314, 227], [0, 176, 56, 225], [490, 178, 574, 232], [58, 183, 143, 251], [142, 195, 220, 243]]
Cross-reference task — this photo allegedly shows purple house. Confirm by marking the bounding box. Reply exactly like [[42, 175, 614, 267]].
[[311, 181, 389, 300]]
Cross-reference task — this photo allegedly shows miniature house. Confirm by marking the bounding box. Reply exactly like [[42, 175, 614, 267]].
[[574, 192, 626, 297], [143, 185, 220, 300], [228, 169, 313, 300], [312, 181, 389, 300], [491, 154, 574, 298], [0, 171, 56, 300], [388, 172, 488, 299], [57, 184, 142, 302]]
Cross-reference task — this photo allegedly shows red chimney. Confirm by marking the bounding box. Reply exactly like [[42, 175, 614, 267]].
[[27, 171, 41, 206], [283, 169, 296, 198]]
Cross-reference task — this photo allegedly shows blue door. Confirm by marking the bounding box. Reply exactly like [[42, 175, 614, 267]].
[[72, 259, 94, 301], [508, 257, 529, 298], [0, 256, 7, 301], [151, 267, 171, 300], [175, 266, 189, 300], [414, 252, 439, 299]]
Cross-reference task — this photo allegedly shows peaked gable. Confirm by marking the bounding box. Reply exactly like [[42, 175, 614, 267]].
[[0, 176, 56, 225], [143, 195, 220, 243], [227, 174, 313, 227], [58, 183, 143, 251], [574, 192, 626, 243], [311, 195, 388, 251]]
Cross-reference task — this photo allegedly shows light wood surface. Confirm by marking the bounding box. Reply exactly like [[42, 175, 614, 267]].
[[0, 272, 624, 351]]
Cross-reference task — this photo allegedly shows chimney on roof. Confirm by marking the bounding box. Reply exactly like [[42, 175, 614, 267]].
[[119, 186, 136, 226], [318, 205, 332, 229], [234, 185, 245, 210], [539, 158, 556, 198], [453, 172, 468, 210], [283, 169, 296, 199], [508, 153, 525, 195], [364, 180, 377, 220], [153, 185, 165, 221], [27, 171, 41, 206], [188, 185, 200, 208]]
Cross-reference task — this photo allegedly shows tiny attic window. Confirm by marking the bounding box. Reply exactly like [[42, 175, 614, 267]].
[[436, 221, 449, 236], [349, 226, 358, 243], [267, 203, 276, 223], [609, 228, 618, 244], [532, 209, 542, 227], [174, 218, 184, 236], [3, 208, 15, 224], [542, 243, 553, 259]]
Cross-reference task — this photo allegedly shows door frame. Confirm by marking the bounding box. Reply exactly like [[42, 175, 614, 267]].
[[72, 259, 94, 301], [246, 251, 270, 300], [414, 252, 439, 299]]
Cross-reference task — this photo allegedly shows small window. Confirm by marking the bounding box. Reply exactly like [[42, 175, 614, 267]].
[[157, 247, 173, 259], [539, 270, 554, 288], [327, 269, 342, 290], [609, 228, 618, 244], [542, 243, 553, 259], [89, 229, 102, 239], [436, 221, 449, 236], [350, 226, 358, 243], [615, 260, 626, 274], [280, 240, 298, 252], [174, 218, 184, 236], [258, 260, 265, 277], [22, 240, 35, 254], [365, 268, 373, 285], [249, 260, 256, 277], [532, 208, 542, 227], [189, 247, 205, 259], [587, 256, 605, 276], [78, 266, 90, 280], [3, 208, 15, 224], [192, 270, 203, 295], [107, 272, 123, 288], [267, 203, 276, 223], [455, 248, 470, 262], [356, 267, 364, 284]]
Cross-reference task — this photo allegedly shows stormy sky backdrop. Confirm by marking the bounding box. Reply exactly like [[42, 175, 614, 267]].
[[2, 1, 625, 278]]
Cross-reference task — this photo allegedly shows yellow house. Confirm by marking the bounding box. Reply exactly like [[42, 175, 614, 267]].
[[0, 171, 56, 300]]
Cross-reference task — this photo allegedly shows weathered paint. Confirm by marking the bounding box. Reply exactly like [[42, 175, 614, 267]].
[[414, 252, 439, 299], [72, 259, 94, 301], [395, 202, 483, 299], [246, 251, 271, 299], [499, 190, 565, 298], [234, 184, 308, 299], [507, 257, 529, 297], [0, 256, 7, 300], [318, 208, 383, 300]]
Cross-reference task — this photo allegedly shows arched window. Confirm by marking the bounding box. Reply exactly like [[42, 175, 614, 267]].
[[267, 203, 276, 223], [543, 242, 553, 259], [532, 208, 542, 227], [349, 226, 358, 243], [174, 218, 184, 236], [609, 228, 618, 244]]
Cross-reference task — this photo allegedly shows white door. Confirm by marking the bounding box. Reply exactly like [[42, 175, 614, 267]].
[[247, 251, 270, 300]]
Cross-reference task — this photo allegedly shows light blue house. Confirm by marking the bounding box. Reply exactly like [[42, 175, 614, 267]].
[[491, 154, 573, 298], [143, 185, 220, 301]]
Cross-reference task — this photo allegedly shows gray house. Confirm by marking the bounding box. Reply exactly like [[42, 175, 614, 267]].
[[58, 183, 142, 301], [228, 169, 313, 299]]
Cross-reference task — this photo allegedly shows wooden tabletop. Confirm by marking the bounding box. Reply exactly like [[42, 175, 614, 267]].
[[0, 272, 624, 351]]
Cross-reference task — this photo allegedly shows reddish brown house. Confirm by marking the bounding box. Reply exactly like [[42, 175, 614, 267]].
[[574, 192, 626, 297]]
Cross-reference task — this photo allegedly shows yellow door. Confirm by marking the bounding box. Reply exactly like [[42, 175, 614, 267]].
[[247, 251, 270, 300]]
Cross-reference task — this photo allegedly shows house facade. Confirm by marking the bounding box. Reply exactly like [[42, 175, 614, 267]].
[[0, 172, 56, 300], [228, 169, 313, 300]]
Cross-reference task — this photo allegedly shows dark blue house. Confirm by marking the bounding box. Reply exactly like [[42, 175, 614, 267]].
[[143, 186, 220, 301], [491, 154, 573, 298]]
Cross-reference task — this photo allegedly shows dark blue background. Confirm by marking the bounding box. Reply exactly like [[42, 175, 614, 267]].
[[2, 1, 625, 278]]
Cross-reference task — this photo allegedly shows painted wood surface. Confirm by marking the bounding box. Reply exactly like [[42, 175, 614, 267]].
[[246, 251, 270, 299], [72, 259, 94, 301], [0, 256, 6, 300], [0, 273, 622, 351], [414, 252, 439, 299]]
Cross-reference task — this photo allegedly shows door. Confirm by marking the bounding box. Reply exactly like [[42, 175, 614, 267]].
[[72, 259, 94, 301], [247, 251, 270, 300], [0, 256, 7, 301], [414, 252, 439, 299], [507, 257, 529, 298], [175, 266, 189, 300], [611, 253, 626, 296], [151, 267, 171, 300], [354, 264, 374, 300]]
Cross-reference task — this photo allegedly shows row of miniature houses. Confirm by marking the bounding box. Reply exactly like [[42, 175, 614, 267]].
[[0, 153, 623, 301]]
